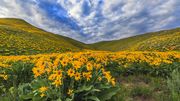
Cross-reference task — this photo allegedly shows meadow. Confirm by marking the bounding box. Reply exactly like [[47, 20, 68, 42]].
[[0, 51, 179, 101], [0, 18, 180, 101]]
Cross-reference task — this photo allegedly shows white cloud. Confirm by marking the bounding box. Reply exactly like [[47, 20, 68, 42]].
[[0, 0, 180, 43], [0, 0, 81, 40]]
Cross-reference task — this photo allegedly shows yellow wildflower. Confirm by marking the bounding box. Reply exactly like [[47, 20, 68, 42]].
[[67, 89, 73, 96], [3, 75, 8, 80], [52, 79, 62, 87], [32, 67, 44, 78], [39, 86, 48, 93], [48, 74, 56, 80], [53, 70, 63, 79], [61, 59, 68, 67], [74, 72, 81, 81], [0, 74, 8, 80], [83, 72, 92, 81], [40, 93, 46, 97], [111, 78, 116, 86], [98, 77, 102, 81], [67, 68, 75, 77], [86, 62, 93, 71], [72, 61, 82, 70], [103, 71, 112, 83]]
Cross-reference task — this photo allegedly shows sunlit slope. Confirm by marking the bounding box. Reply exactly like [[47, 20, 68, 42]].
[[0, 18, 90, 55], [91, 28, 180, 51]]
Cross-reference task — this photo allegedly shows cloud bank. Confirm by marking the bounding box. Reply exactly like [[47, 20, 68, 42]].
[[0, 0, 180, 43]]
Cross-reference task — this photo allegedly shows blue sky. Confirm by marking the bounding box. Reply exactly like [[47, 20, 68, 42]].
[[0, 0, 180, 43]]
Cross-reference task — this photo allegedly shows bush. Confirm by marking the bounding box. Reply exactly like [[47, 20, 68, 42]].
[[2, 61, 34, 88], [17, 59, 119, 101], [106, 62, 180, 78], [0, 61, 34, 101]]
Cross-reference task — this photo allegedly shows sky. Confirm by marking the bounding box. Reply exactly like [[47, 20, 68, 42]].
[[0, 0, 180, 43]]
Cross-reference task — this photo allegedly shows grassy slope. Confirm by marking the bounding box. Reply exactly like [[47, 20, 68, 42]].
[[0, 18, 91, 55], [0, 18, 180, 55], [91, 28, 180, 51]]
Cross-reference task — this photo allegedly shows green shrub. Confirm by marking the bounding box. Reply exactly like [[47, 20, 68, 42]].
[[3, 61, 34, 88], [106, 62, 180, 78], [0, 61, 34, 101]]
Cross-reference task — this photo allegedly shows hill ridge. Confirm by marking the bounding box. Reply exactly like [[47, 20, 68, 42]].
[[0, 18, 91, 55], [90, 28, 180, 51], [0, 18, 179, 55]]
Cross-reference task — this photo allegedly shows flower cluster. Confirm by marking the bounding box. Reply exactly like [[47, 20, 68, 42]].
[[0, 51, 179, 81], [0, 51, 179, 100]]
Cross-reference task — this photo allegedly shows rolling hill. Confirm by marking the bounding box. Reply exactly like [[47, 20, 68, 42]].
[[0, 18, 180, 56], [0, 18, 91, 55], [90, 28, 180, 51]]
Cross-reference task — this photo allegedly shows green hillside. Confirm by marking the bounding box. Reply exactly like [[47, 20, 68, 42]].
[[0, 18, 90, 55], [0, 18, 179, 55], [91, 28, 180, 51]]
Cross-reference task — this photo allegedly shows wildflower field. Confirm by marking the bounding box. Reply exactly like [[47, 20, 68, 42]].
[[0, 17, 180, 101], [0, 51, 179, 101]]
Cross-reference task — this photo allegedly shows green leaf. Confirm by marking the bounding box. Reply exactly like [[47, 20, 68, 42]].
[[90, 88, 101, 92], [20, 94, 33, 100], [75, 85, 93, 93], [31, 79, 49, 90], [84, 88, 101, 96], [0, 97, 11, 101], [86, 96, 100, 101], [56, 98, 62, 101], [98, 84, 111, 89], [97, 87, 120, 101], [32, 96, 42, 101], [65, 98, 72, 101]]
